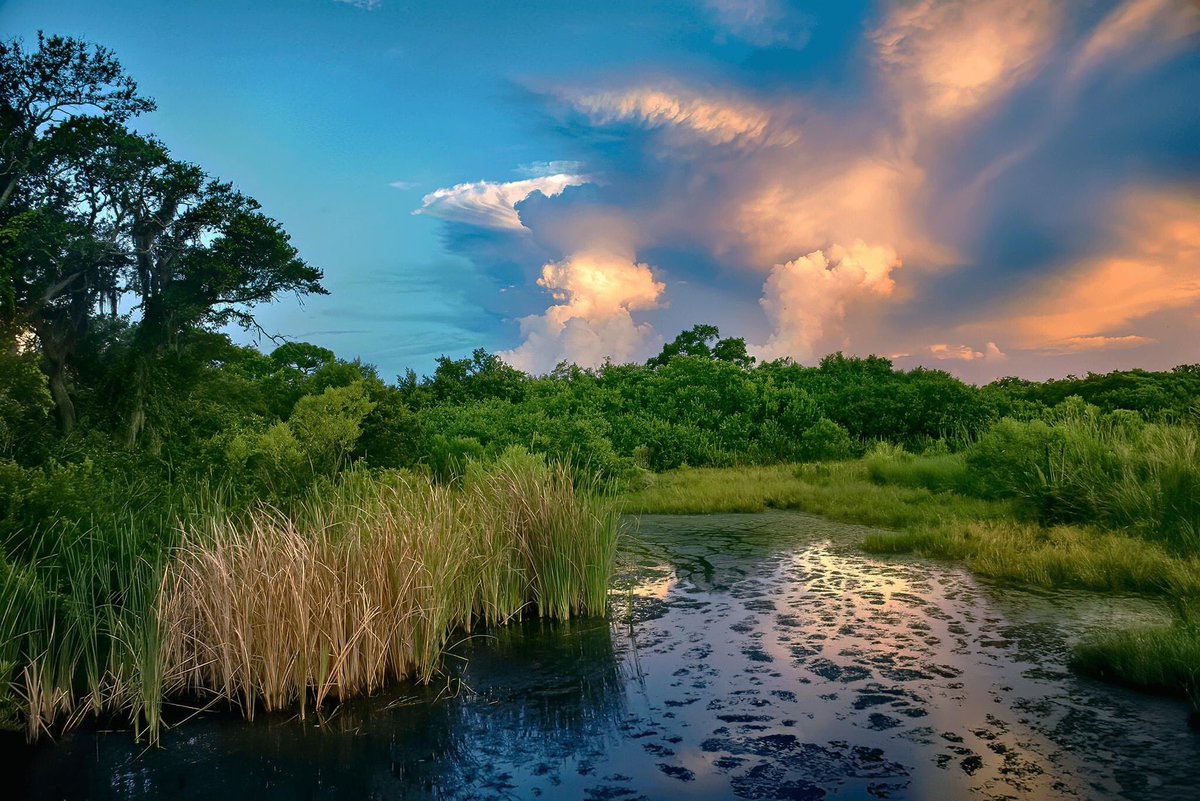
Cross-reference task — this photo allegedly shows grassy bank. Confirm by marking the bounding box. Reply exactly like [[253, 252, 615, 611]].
[[1, 449, 619, 742], [623, 458, 1200, 707]]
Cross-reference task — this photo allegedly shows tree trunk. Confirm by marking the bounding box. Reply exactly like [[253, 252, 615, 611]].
[[41, 350, 76, 434], [125, 356, 148, 448]]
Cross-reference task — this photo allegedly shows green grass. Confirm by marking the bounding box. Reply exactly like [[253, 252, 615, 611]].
[[864, 446, 971, 494], [623, 459, 1200, 709], [625, 460, 1014, 531], [1072, 602, 1200, 710]]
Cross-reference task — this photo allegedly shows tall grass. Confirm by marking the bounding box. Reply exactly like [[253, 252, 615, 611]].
[[1072, 601, 1200, 712], [864, 443, 970, 494], [1, 449, 619, 741], [966, 410, 1200, 551]]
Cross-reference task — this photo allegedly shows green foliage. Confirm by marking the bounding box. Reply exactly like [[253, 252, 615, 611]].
[[965, 418, 1066, 503], [226, 382, 375, 498], [426, 434, 486, 485], [797, 418, 854, 461], [0, 348, 54, 462], [647, 323, 755, 369], [963, 403, 1200, 550]]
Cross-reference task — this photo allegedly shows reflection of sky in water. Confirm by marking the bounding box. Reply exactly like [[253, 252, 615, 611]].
[[14, 512, 1198, 801]]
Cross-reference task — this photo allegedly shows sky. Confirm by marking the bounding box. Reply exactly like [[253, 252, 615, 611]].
[[2, 0, 1198, 382]]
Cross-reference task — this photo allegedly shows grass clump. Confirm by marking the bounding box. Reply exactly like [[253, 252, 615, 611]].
[[2, 448, 619, 741], [1072, 603, 1200, 712], [864, 443, 970, 494]]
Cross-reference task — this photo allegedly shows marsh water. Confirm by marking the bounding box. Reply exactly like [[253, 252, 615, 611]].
[[15, 512, 1200, 800]]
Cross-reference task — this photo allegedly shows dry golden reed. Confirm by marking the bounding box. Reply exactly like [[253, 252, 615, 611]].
[[9, 451, 619, 741]]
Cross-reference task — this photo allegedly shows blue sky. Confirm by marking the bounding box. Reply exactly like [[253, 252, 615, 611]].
[[2, 0, 1198, 381]]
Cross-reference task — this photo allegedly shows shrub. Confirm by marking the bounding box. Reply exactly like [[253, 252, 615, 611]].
[[964, 418, 1065, 506], [225, 382, 375, 499], [426, 434, 486, 485], [797, 418, 854, 461]]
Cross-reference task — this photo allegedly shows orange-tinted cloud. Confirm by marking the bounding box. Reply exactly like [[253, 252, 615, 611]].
[[730, 154, 942, 269], [751, 241, 900, 362], [566, 84, 798, 149], [500, 249, 665, 372], [979, 187, 1200, 349], [928, 341, 1006, 361], [1038, 335, 1158, 354], [1071, 0, 1200, 79], [872, 0, 1062, 125]]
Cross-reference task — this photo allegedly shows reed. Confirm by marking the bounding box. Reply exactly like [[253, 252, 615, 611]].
[[1, 450, 619, 741]]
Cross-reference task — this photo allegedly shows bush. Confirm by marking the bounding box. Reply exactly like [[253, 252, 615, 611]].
[[426, 434, 486, 485], [797, 418, 854, 461], [0, 350, 54, 464], [964, 418, 1065, 506], [226, 382, 375, 498]]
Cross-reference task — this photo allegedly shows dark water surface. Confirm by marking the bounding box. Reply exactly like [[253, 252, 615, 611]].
[[16, 512, 1200, 800]]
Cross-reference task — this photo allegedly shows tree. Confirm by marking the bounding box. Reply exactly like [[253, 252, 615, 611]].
[[3, 34, 325, 443], [648, 324, 756, 369], [118, 155, 326, 444], [0, 120, 147, 430], [1, 32, 154, 213]]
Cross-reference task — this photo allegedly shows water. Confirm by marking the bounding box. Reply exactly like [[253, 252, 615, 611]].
[[14, 512, 1200, 800]]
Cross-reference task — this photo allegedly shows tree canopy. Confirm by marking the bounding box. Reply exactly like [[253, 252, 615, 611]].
[[1, 32, 324, 439]]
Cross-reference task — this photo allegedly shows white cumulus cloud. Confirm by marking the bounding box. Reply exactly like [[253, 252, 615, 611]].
[[414, 173, 589, 231], [751, 241, 901, 363]]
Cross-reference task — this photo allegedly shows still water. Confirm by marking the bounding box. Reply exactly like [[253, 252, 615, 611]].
[[16, 512, 1200, 800]]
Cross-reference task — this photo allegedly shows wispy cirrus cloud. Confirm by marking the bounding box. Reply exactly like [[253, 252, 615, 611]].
[[703, 0, 812, 49], [1038, 335, 1158, 354], [564, 84, 798, 149], [334, 0, 381, 10], [515, 160, 586, 178], [1070, 0, 1200, 79]]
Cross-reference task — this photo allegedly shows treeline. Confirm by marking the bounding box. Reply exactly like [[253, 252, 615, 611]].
[[5, 320, 1199, 495]]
